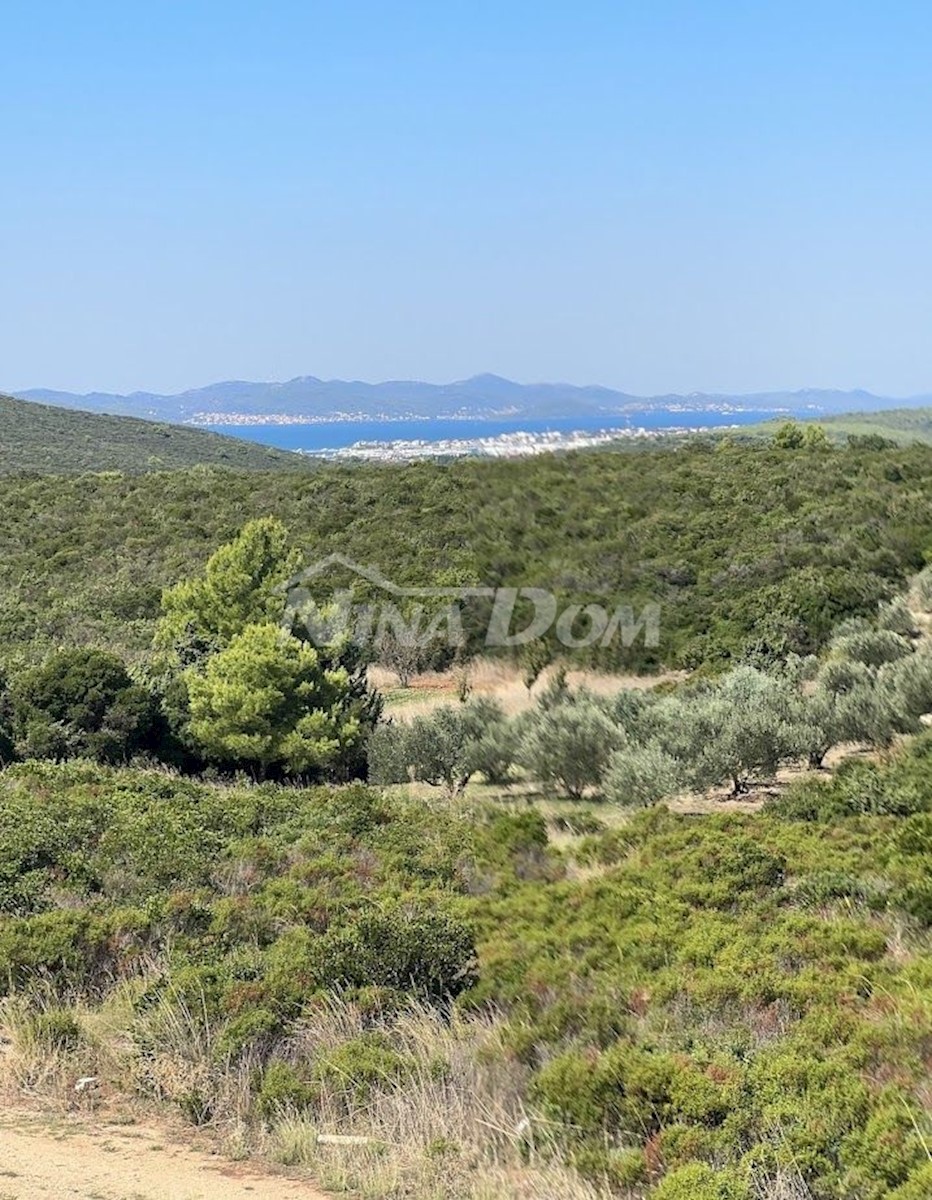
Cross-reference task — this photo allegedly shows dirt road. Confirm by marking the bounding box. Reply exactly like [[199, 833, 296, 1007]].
[[0, 1111, 328, 1200]]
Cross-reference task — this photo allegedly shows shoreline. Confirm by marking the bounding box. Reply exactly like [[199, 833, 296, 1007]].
[[301, 423, 732, 461]]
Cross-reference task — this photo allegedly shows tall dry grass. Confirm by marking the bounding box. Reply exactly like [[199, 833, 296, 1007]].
[[259, 998, 618, 1198], [1, 983, 617, 1199], [0, 985, 826, 1199]]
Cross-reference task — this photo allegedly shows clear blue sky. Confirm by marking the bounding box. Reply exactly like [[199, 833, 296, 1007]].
[[2, 1, 931, 396]]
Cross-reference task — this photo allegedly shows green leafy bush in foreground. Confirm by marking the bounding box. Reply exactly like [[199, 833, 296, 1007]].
[[2, 739, 932, 1196]]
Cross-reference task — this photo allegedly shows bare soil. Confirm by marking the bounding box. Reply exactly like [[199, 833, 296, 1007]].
[[0, 1108, 328, 1200]]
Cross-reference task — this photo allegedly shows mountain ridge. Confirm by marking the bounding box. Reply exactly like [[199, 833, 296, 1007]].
[[14, 376, 931, 424]]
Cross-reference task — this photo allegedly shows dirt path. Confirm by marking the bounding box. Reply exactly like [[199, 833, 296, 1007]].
[[0, 1110, 329, 1200]]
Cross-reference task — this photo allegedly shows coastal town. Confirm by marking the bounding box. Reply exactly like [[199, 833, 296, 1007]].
[[306, 422, 723, 460]]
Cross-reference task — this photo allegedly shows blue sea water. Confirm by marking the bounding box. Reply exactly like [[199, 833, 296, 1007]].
[[206, 408, 790, 454]]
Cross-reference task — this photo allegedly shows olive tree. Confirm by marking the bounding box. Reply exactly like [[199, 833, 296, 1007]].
[[603, 743, 684, 808], [801, 642, 932, 764], [469, 715, 519, 786], [799, 658, 890, 765], [878, 647, 932, 735], [368, 698, 508, 797], [876, 597, 917, 638], [518, 690, 623, 800], [670, 668, 807, 794], [829, 628, 912, 669], [914, 565, 932, 613], [606, 687, 661, 743]]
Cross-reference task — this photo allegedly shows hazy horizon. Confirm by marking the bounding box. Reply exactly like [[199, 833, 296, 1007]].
[[14, 373, 932, 404]]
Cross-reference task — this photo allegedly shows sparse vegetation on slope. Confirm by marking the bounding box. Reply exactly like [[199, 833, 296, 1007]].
[[820, 406, 932, 445]]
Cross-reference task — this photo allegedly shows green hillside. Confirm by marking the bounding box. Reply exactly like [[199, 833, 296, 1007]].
[[711, 407, 932, 448], [1, 437, 930, 673], [2, 429, 932, 1200], [736, 407, 932, 446], [819, 406, 932, 444], [0, 393, 310, 474]]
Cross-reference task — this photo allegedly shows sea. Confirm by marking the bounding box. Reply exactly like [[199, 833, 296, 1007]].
[[205, 408, 791, 454]]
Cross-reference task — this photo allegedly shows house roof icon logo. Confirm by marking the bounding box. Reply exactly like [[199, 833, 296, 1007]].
[[283, 554, 496, 599]]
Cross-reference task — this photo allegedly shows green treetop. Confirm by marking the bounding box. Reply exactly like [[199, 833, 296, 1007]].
[[185, 622, 361, 779], [154, 517, 301, 669]]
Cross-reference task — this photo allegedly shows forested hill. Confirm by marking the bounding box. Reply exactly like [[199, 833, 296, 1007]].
[[819, 405, 932, 444], [0, 393, 309, 474], [1, 438, 931, 673]]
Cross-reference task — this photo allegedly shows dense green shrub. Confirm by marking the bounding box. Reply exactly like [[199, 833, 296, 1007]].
[[652, 1163, 746, 1200], [891, 811, 932, 856], [314, 901, 478, 1000], [676, 835, 786, 908], [769, 740, 932, 820], [890, 1164, 932, 1199], [27, 1007, 83, 1051], [10, 648, 159, 763], [214, 1008, 281, 1060], [256, 1060, 318, 1116], [532, 1044, 677, 1135], [792, 870, 886, 910], [315, 1031, 415, 1102]]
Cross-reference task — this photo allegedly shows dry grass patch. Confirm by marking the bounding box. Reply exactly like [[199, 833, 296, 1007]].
[[376, 658, 684, 721], [2, 985, 614, 1200]]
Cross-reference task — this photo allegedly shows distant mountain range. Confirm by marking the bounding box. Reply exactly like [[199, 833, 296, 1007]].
[[14, 375, 932, 424]]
